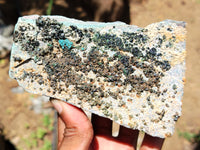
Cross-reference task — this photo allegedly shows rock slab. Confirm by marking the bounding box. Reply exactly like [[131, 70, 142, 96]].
[[9, 15, 186, 138]]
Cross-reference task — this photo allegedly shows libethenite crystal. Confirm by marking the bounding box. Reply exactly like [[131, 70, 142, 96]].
[[9, 15, 186, 138]]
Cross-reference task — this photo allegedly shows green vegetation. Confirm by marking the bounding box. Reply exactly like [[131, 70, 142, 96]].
[[178, 130, 200, 143], [43, 114, 54, 131], [43, 115, 51, 127], [30, 94, 35, 98], [41, 140, 52, 150], [23, 114, 53, 149], [46, 0, 54, 15], [36, 128, 47, 139], [25, 123, 30, 129], [0, 59, 5, 65], [23, 137, 37, 149]]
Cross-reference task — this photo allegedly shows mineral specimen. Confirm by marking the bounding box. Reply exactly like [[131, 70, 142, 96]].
[[9, 15, 186, 138]]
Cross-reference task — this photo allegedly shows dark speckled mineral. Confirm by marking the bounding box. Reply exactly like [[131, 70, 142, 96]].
[[9, 15, 186, 138]]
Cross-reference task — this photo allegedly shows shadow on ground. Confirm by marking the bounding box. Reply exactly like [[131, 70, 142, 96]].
[[0, 136, 17, 150], [193, 132, 200, 150], [0, 125, 17, 150]]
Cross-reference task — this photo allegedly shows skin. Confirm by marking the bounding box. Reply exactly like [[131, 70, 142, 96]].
[[50, 98, 164, 150]]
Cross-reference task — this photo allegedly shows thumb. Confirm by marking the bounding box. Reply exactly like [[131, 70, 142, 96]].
[[51, 99, 93, 150]]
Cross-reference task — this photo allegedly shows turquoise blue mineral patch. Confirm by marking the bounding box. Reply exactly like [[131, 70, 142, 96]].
[[58, 39, 73, 50]]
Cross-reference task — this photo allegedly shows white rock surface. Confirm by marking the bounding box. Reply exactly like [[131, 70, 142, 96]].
[[9, 15, 186, 138]]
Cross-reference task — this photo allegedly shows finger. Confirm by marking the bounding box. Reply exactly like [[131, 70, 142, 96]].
[[140, 133, 164, 150], [91, 113, 112, 136], [118, 126, 139, 147], [51, 98, 93, 150], [57, 115, 65, 147]]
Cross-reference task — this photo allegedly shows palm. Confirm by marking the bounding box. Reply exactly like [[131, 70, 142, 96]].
[[90, 114, 138, 150], [90, 135, 137, 150]]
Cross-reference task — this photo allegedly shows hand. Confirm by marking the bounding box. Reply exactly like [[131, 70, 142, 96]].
[[51, 98, 164, 150]]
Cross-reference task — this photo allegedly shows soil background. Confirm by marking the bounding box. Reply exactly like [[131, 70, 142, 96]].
[[0, 0, 200, 150]]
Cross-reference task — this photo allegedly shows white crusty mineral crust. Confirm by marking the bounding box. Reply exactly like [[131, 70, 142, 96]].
[[9, 15, 186, 138]]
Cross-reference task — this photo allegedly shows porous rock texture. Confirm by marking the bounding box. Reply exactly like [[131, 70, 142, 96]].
[[9, 15, 186, 138]]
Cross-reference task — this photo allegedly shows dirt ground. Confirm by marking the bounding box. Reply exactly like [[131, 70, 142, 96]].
[[0, 0, 200, 150]]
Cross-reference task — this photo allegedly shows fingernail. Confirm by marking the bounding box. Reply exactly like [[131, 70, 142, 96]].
[[51, 100, 62, 114]]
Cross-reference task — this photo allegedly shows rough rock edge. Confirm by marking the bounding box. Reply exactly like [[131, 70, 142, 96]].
[[9, 15, 186, 138]]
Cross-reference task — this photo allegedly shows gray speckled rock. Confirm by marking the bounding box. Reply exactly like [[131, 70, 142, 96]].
[[9, 15, 186, 138]]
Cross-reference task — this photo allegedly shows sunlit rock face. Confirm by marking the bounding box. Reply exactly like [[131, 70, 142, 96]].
[[9, 15, 186, 138]]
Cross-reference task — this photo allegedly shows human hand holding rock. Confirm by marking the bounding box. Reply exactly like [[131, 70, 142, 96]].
[[51, 98, 164, 150]]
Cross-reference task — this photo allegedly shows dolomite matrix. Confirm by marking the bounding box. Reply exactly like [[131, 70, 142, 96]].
[[9, 15, 186, 138]]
